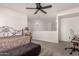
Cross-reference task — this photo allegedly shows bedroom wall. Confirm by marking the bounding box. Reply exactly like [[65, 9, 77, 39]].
[[0, 7, 27, 30], [28, 16, 58, 43], [60, 16, 79, 42], [28, 16, 57, 31]]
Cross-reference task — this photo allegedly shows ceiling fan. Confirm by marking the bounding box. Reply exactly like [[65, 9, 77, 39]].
[[26, 3, 52, 14]]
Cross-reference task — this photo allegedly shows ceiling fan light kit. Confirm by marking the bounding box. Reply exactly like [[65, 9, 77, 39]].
[[26, 3, 52, 14]]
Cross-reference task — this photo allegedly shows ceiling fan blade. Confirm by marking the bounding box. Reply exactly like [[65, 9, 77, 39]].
[[34, 9, 39, 14], [41, 5, 52, 9], [40, 9, 47, 14], [26, 8, 36, 9]]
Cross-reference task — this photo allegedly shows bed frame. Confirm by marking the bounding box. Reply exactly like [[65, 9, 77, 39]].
[[0, 26, 23, 37], [0, 26, 41, 56]]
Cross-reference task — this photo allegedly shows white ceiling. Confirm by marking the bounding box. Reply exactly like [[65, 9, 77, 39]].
[[0, 3, 79, 16]]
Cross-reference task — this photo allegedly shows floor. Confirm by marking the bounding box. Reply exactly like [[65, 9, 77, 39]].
[[32, 40, 79, 56]]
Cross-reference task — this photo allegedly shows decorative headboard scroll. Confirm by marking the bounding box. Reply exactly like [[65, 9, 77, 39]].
[[0, 26, 23, 37]]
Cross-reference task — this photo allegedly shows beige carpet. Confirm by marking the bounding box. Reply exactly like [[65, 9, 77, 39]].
[[32, 40, 79, 56]]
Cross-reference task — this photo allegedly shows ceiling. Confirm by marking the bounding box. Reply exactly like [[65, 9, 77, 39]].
[[0, 3, 79, 16]]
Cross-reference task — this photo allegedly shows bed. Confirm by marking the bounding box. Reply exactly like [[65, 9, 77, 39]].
[[0, 26, 41, 56]]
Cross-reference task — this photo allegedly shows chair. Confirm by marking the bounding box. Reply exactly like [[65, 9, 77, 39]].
[[65, 29, 79, 55]]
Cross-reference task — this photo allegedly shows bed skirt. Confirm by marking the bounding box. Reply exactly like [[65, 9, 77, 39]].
[[0, 42, 41, 56]]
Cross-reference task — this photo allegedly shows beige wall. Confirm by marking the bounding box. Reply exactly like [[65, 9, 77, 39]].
[[28, 16, 58, 43], [60, 16, 79, 41], [0, 7, 27, 30], [28, 16, 57, 31]]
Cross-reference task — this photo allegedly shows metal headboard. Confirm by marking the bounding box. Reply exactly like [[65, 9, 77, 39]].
[[0, 26, 23, 37]]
